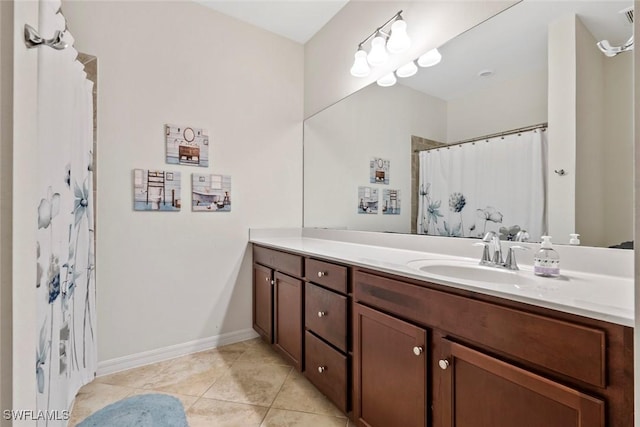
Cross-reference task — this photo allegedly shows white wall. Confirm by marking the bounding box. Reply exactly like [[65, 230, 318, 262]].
[[547, 15, 577, 245], [446, 68, 547, 143], [304, 1, 517, 118], [575, 17, 606, 247], [62, 1, 303, 363], [604, 52, 634, 247], [0, 1, 13, 423], [11, 0, 39, 420], [304, 83, 446, 232]]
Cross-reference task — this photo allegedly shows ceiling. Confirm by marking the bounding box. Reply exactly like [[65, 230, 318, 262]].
[[195, 0, 633, 100], [195, 0, 349, 44], [401, 1, 633, 101]]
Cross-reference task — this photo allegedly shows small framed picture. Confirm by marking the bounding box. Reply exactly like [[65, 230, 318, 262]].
[[133, 169, 181, 211], [358, 186, 378, 214], [192, 174, 231, 212], [165, 124, 209, 167], [370, 157, 390, 184]]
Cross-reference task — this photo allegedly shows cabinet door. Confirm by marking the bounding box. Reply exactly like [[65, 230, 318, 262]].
[[436, 339, 605, 427], [354, 303, 427, 427], [274, 272, 303, 371], [253, 264, 273, 343]]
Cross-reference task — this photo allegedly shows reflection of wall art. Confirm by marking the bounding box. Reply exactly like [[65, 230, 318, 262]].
[[370, 157, 390, 184], [133, 169, 181, 211], [192, 174, 231, 212], [382, 189, 401, 215], [358, 186, 378, 214], [165, 124, 209, 167]]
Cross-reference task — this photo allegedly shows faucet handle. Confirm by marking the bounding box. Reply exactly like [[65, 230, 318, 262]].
[[505, 245, 529, 270], [482, 231, 497, 242], [473, 242, 492, 265]]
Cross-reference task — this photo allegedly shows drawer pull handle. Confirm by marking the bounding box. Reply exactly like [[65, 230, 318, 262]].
[[317, 271, 327, 278], [318, 366, 326, 373], [413, 346, 423, 356], [270, 280, 274, 285], [318, 311, 327, 317], [438, 359, 450, 370], [265, 277, 269, 282]]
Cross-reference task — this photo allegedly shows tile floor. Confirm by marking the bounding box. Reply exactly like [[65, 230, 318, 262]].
[[69, 338, 354, 426]]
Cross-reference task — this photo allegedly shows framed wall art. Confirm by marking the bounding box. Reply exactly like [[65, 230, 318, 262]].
[[358, 186, 378, 214], [370, 157, 390, 184], [192, 174, 231, 212], [165, 124, 209, 167], [133, 169, 181, 211]]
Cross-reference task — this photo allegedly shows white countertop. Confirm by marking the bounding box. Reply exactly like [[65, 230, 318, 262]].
[[250, 234, 634, 327]]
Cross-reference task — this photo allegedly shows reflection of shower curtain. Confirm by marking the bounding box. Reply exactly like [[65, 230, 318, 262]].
[[35, 1, 96, 424], [417, 129, 547, 241]]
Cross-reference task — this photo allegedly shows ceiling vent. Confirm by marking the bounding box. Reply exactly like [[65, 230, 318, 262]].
[[619, 6, 634, 25]]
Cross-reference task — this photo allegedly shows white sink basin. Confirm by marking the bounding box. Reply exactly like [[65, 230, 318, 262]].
[[406, 259, 539, 287]]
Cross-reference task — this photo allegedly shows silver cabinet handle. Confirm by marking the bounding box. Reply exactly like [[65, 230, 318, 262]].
[[438, 359, 450, 370], [317, 271, 326, 278], [318, 311, 327, 317], [318, 366, 326, 373], [270, 280, 274, 285], [265, 277, 269, 282], [413, 346, 423, 356]]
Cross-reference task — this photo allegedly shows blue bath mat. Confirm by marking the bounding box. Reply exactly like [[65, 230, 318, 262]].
[[77, 394, 189, 427]]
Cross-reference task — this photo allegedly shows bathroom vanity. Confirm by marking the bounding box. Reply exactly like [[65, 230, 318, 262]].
[[251, 233, 633, 427]]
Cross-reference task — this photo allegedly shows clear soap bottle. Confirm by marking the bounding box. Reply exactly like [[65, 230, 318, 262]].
[[533, 236, 560, 277]]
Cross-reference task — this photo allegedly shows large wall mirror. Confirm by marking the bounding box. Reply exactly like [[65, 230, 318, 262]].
[[304, 0, 633, 248]]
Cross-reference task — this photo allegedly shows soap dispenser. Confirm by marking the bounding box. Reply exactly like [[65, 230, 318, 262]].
[[534, 236, 560, 277]]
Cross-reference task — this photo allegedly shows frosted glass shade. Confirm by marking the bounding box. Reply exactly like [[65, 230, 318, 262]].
[[350, 50, 371, 77], [367, 35, 389, 66], [377, 72, 397, 87], [387, 19, 411, 54], [417, 48, 442, 67], [396, 60, 418, 78]]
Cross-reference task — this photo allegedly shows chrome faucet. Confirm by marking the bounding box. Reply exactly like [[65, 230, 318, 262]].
[[483, 231, 503, 265], [474, 231, 528, 270]]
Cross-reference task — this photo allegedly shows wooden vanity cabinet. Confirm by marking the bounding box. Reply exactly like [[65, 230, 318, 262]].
[[252, 263, 273, 342], [353, 303, 427, 427], [437, 338, 604, 427], [353, 268, 633, 427], [252, 246, 304, 370], [303, 258, 351, 413]]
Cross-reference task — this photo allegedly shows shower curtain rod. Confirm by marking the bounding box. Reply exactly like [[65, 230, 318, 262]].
[[414, 122, 548, 153]]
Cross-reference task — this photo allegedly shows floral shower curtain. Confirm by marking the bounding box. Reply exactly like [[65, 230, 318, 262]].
[[35, 0, 96, 424], [417, 128, 547, 241]]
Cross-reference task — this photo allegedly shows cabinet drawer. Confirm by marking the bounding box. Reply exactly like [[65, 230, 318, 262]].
[[305, 258, 348, 293], [305, 283, 347, 352], [254, 246, 303, 277], [354, 270, 606, 388], [304, 331, 348, 413]]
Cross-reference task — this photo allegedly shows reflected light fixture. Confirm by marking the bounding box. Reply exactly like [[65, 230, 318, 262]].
[[350, 10, 411, 78], [396, 60, 418, 78], [377, 72, 397, 87], [350, 49, 370, 77], [417, 48, 442, 67]]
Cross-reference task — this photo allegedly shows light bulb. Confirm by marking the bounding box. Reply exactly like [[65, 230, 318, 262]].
[[417, 48, 442, 67], [367, 35, 389, 66], [396, 60, 418, 78], [350, 49, 370, 77], [377, 72, 397, 87], [387, 19, 411, 54]]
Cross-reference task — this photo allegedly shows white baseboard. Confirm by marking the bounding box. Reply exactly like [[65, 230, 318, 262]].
[[96, 328, 259, 377]]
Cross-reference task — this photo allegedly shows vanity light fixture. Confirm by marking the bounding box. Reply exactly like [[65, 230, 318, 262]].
[[350, 49, 370, 77], [377, 72, 397, 87], [417, 48, 442, 67], [395, 60, 418, 78], [350, 10, 411, 77]]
